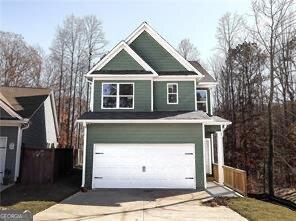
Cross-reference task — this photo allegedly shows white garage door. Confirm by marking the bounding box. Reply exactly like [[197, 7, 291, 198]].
[[92, 143, 196, 189]]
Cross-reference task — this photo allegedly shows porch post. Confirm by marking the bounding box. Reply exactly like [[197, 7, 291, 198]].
[[81, 123, 87, 187], [216, 131, 224, 184]]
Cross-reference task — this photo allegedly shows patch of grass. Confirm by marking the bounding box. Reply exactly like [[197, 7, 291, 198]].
[[203, 197, 296, 221], [0, 169, 81, 215]]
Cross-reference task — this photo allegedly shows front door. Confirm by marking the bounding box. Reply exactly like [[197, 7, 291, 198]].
[[0, 137, 8, 184]]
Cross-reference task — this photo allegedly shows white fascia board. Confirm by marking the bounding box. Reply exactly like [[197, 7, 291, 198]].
[[0, 100, 23, 120], [0, 120, 27, 126], [197, 82, 218, 88], [85, 41, 158, 77], [125, 22, 204, 77], [204, 121, 232, 126], [154, 75, 199, 81], [90, 75, 155, 80], [77, 119, 213, 124]]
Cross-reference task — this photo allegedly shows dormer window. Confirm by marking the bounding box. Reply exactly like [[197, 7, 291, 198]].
[[196, 89, 208, 112], [102, 83, 134, 109], [167, 83, 178, 104]]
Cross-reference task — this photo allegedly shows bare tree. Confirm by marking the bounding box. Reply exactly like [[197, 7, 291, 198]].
[[251, 0, 295, 196], [177, 38, 200, 61], [0, 32, 42, 87], [83, 15, 107, 110]]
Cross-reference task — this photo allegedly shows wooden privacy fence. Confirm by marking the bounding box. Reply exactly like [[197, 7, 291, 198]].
[[223, 165, 247, 195], [20, 148, 73, 184]]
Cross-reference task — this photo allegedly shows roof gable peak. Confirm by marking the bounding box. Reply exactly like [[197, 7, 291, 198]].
[[85, 41, 158, 77], [125, 22, 204, 77]]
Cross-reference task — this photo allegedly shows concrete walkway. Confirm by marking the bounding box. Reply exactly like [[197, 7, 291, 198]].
[[35, 182, 247, 221]]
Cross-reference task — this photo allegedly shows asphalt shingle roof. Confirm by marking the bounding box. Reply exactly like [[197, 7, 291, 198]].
[[0, 87, 51, 119], [79, 111, 210, 120], [189, 61, 216, 83]]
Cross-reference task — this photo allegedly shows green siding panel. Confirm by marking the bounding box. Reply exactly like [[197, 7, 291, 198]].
[[154, 81, 195, 111], [0, 126, 18, 182], [93, 80, 151, 112], [130, 31, 187, 71], [101, 50, 144, 71], [85, 123, 205, 189]]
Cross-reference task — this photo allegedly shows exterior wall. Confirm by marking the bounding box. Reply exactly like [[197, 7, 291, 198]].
[[93, 80, 151, 112], [130, 31, 187, 72], [0, 126, 18, 182], [84, 123, 205, 189], [44, 96, 58, 147], [22, 105, 47, 148], [101, 50, 144, 71], [154, 81, 195, 111]]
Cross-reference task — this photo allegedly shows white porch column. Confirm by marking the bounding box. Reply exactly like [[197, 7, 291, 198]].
[[81, 123, 87, 187], [216, 131, 224, 184]]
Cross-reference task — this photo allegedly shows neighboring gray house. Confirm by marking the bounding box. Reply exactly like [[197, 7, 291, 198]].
[[77, 22, 231, 190], [0, 87, 59, 183]]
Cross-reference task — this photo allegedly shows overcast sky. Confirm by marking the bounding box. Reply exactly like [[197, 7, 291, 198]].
[[0, 0, 252, 62]]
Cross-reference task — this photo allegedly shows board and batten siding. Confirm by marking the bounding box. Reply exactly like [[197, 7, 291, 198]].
[[130, 31, 187, 72], [84, 123, 205, 189], [101, 50, 145, 71], [93, 80, 151, 112], [0, 126, 18, 182], [154, 81, 195, 111]]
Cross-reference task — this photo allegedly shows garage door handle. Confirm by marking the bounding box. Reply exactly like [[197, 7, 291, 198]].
[[94, 177, 103, 179], [185, 153, 193, 155], [142, 166, 146, 172], [185, 177, 194, 179]]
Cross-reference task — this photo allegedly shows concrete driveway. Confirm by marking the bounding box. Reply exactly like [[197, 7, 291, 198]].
[[35, 183, 247, 221]]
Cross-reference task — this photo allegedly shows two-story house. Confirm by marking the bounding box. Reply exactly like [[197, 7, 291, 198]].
[[78, 22, 231, 190]]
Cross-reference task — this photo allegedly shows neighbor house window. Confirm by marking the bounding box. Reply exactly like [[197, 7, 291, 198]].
[[102, 83, 134, 109], [196, 89, 208, 112], [167, 83, 178, 104]]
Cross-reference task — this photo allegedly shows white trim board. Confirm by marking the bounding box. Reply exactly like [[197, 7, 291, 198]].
[[0, 100, 24, 120], [77, 119, 213, 124], [85, 41, 158, 77], [125, 22, 204, 77]]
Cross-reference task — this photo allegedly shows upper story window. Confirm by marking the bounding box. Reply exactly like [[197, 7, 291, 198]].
[[167, 83, 178, 104], [102, 83, 134, 109], [196, 89, 208, 112]]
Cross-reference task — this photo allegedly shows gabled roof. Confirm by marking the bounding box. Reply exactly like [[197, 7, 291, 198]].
[[85, 41, 158, 77], [126, 22, 204, 77], [189, 61, 216, 83], [0, 87, 51, 119]]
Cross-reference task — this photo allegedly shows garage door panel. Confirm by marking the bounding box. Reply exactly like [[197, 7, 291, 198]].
[[92, 143, 196, 189]]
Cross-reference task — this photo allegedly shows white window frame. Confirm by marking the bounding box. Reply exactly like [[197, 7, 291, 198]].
[[101, 82, 135, 109], [196, 89, 208, 113], [167, 83, 178, 104]]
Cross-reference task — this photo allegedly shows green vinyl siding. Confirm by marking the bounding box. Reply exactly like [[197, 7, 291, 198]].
[[154, 81, 195, 111], [93, 80, 151, 112], [0, 126, 18, 183], [84, 123, 205, 189], [101, 50, 144, 71], [130, 31, 187, 72]]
